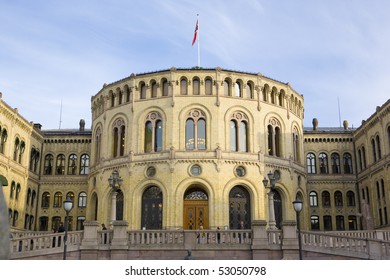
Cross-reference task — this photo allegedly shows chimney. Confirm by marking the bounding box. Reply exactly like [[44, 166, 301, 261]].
[[312, 118, 318, 130], [79, 119, 85, 131]]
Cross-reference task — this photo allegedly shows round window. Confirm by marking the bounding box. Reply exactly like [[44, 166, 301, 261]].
[[235, 166, 246, 177], [190, 164, 202, 176], [146, 166, 156, 178]]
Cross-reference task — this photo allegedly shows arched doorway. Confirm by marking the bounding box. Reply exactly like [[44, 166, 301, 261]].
[[229, 186, 251, 229], [183, 186, 209, 229], [273, 190, 282, 229], [141, 186, 163, 229]]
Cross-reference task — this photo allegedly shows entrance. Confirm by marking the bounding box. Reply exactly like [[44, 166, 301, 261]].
[[183, 187, 209, 229]]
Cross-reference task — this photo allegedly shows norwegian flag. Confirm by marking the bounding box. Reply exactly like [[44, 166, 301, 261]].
[[192, 19, 198, 46]]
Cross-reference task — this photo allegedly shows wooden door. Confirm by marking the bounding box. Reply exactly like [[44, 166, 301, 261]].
[[183, 200, 209, 229]]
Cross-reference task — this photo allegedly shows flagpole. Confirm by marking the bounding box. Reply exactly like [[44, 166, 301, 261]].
[[197, 14, 200, 68]]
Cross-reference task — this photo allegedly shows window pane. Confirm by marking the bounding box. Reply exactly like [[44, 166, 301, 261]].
[[186, 119, 194, 150], [197, 119, 206, 150], [230, 121, 237, 151], [145, 121, 153, 153], [155, 120, 163, 152], [205, 79, 212, 95], [193, 79, 200, 95], [239, 121, 247, 152]]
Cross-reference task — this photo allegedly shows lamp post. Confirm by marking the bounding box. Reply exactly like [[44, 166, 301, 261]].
[[63, 195, 73, 260], [262, 171, 277, 229], [108, 170, 123, 222], [293, 199, 303, 260]]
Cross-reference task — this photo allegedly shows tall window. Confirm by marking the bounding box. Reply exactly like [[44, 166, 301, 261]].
[[162, 79, 169, 96], [95, 127, 101, 164], [323, 215, 332, 231], [145, 112, 163, 152], [55, 154, 65, 175], [29, 147, 40, 173], [343, 153, 353, 174], [311, 215, 320, 230], [151, 81, 158, 98], [347, 191, 355, 206], [68, 154, 77, 175], [362, 146, 367, 168], [371, 138, 377, 162], [44, 154, 53, 175], [246, 82, 253, 99], [319, 152, 328, 174], [234, 81, 242, 97], [110, 91, 115, 107], [331, 153, 340, 174], [80, 154, 90, 175], [180, 78, 188, 95], [140, 82, 146, 99], [205, 78, 212, 95], [376, 135, 382, 159], [358, 149, 363, 171], [53, 192, 63, 208], [185, 109, 206, 150], [224, 79, 231, 96], [230, 112, 248, 152], [292, 127, 300, 162], [0, 128, 7, 154], [78, 192, 87, 208], [13, 138, 20, 161], [307, 153, 316, 174], [193, 78, 200, 95], [141, 186, 163, 229], [322, 191, 331, 207], [267, 118, 281, 157], [112, 118, 126, 157], [336, 215, 345, 230], [335, 191, 343, 207], [309, 191, 318, 207]]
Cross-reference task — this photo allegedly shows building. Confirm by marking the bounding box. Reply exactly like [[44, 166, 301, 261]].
[[0, 68, 389, 234]]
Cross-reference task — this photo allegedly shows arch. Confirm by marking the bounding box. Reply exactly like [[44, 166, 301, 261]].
[[141, 186, 163, 229], [183, 185, 209, 229], [229, 185, 251, 229]]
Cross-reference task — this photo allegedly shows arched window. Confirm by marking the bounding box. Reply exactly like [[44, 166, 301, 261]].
[[307, 153, 316, 174], [68, 154, 77, 175], [376, 135, 382, 160], [262, 85, 268, 102], [322, 191, 331, 207], [205, 78, 213, 95], [27, 189, 31, 205], [140, 82, 147, 99], [10, 181, 15, 199], [343, 153, 353, 174], [267, 118, 281, 157], [44, 154, 53, 175], [292, 127, 300, 162], [311, 215, 320, 230], [162, 79, 169, 96], [78, 192, 87, 208], [41, 192, 50, 208], [309, 191, 318, 207], [80, 154, 90, 175], [18, 141, 25, 163], [279, 90, 285, 106], [371, 138, 377, 162], [323, 215, 332, 231], [53, 192, 62, 208], [141, 186, 163, 229], [270, 87, 276, 104], [112, 118, 126, 157], [0, 128, 7, 154], [185, 110, 206, 150], [144, 112, 163, 152], [319, 152, 328, 174], [95, 127, 102, 164], [55, 154, 65, 175], [180, 78, 188, 95], [15, 183, 21, 200], [336, 215, 345, 230], [348, 215, 357, 230], [246, 82, 253, 99], [230, 112, 248, 152], [13, 137, 20, 161], [234, 81, 242, 97], [331, 153, 340, 174], [193, 78, 200, 95], [347, 191, 355, 206], [151, 81, 158, 98], [335, 191, 343, 207], [224, 79, 231, 96], [31, 190, 36, 208]]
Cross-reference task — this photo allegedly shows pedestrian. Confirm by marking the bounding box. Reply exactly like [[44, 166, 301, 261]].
[[58, 222, 65, 233]]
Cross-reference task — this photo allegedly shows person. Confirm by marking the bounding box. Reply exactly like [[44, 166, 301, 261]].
[[101, 223, 107, 230], [57, 222, 65, 233], [238, 221, 245, 243]]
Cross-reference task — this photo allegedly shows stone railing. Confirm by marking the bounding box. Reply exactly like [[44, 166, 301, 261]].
[[301, 231, 390, 260], [327, 230, 390, 241]]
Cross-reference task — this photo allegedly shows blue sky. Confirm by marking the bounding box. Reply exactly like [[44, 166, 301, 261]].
[[1, 0, 389, 130]]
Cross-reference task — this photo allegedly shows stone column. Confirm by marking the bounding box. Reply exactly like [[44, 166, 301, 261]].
[[0, 177, 10, 260], [267, 190, 277, 229], [80, 221, 99, 260], [110, 191, 117, 222], [110, 220, 129, 259], [281, 220, 300, 260]]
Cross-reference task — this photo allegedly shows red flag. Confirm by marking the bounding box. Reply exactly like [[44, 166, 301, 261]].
[[192, 19, 198, 46]]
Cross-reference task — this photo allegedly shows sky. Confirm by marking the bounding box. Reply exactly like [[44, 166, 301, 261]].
[[1, 0, 389, 130]]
